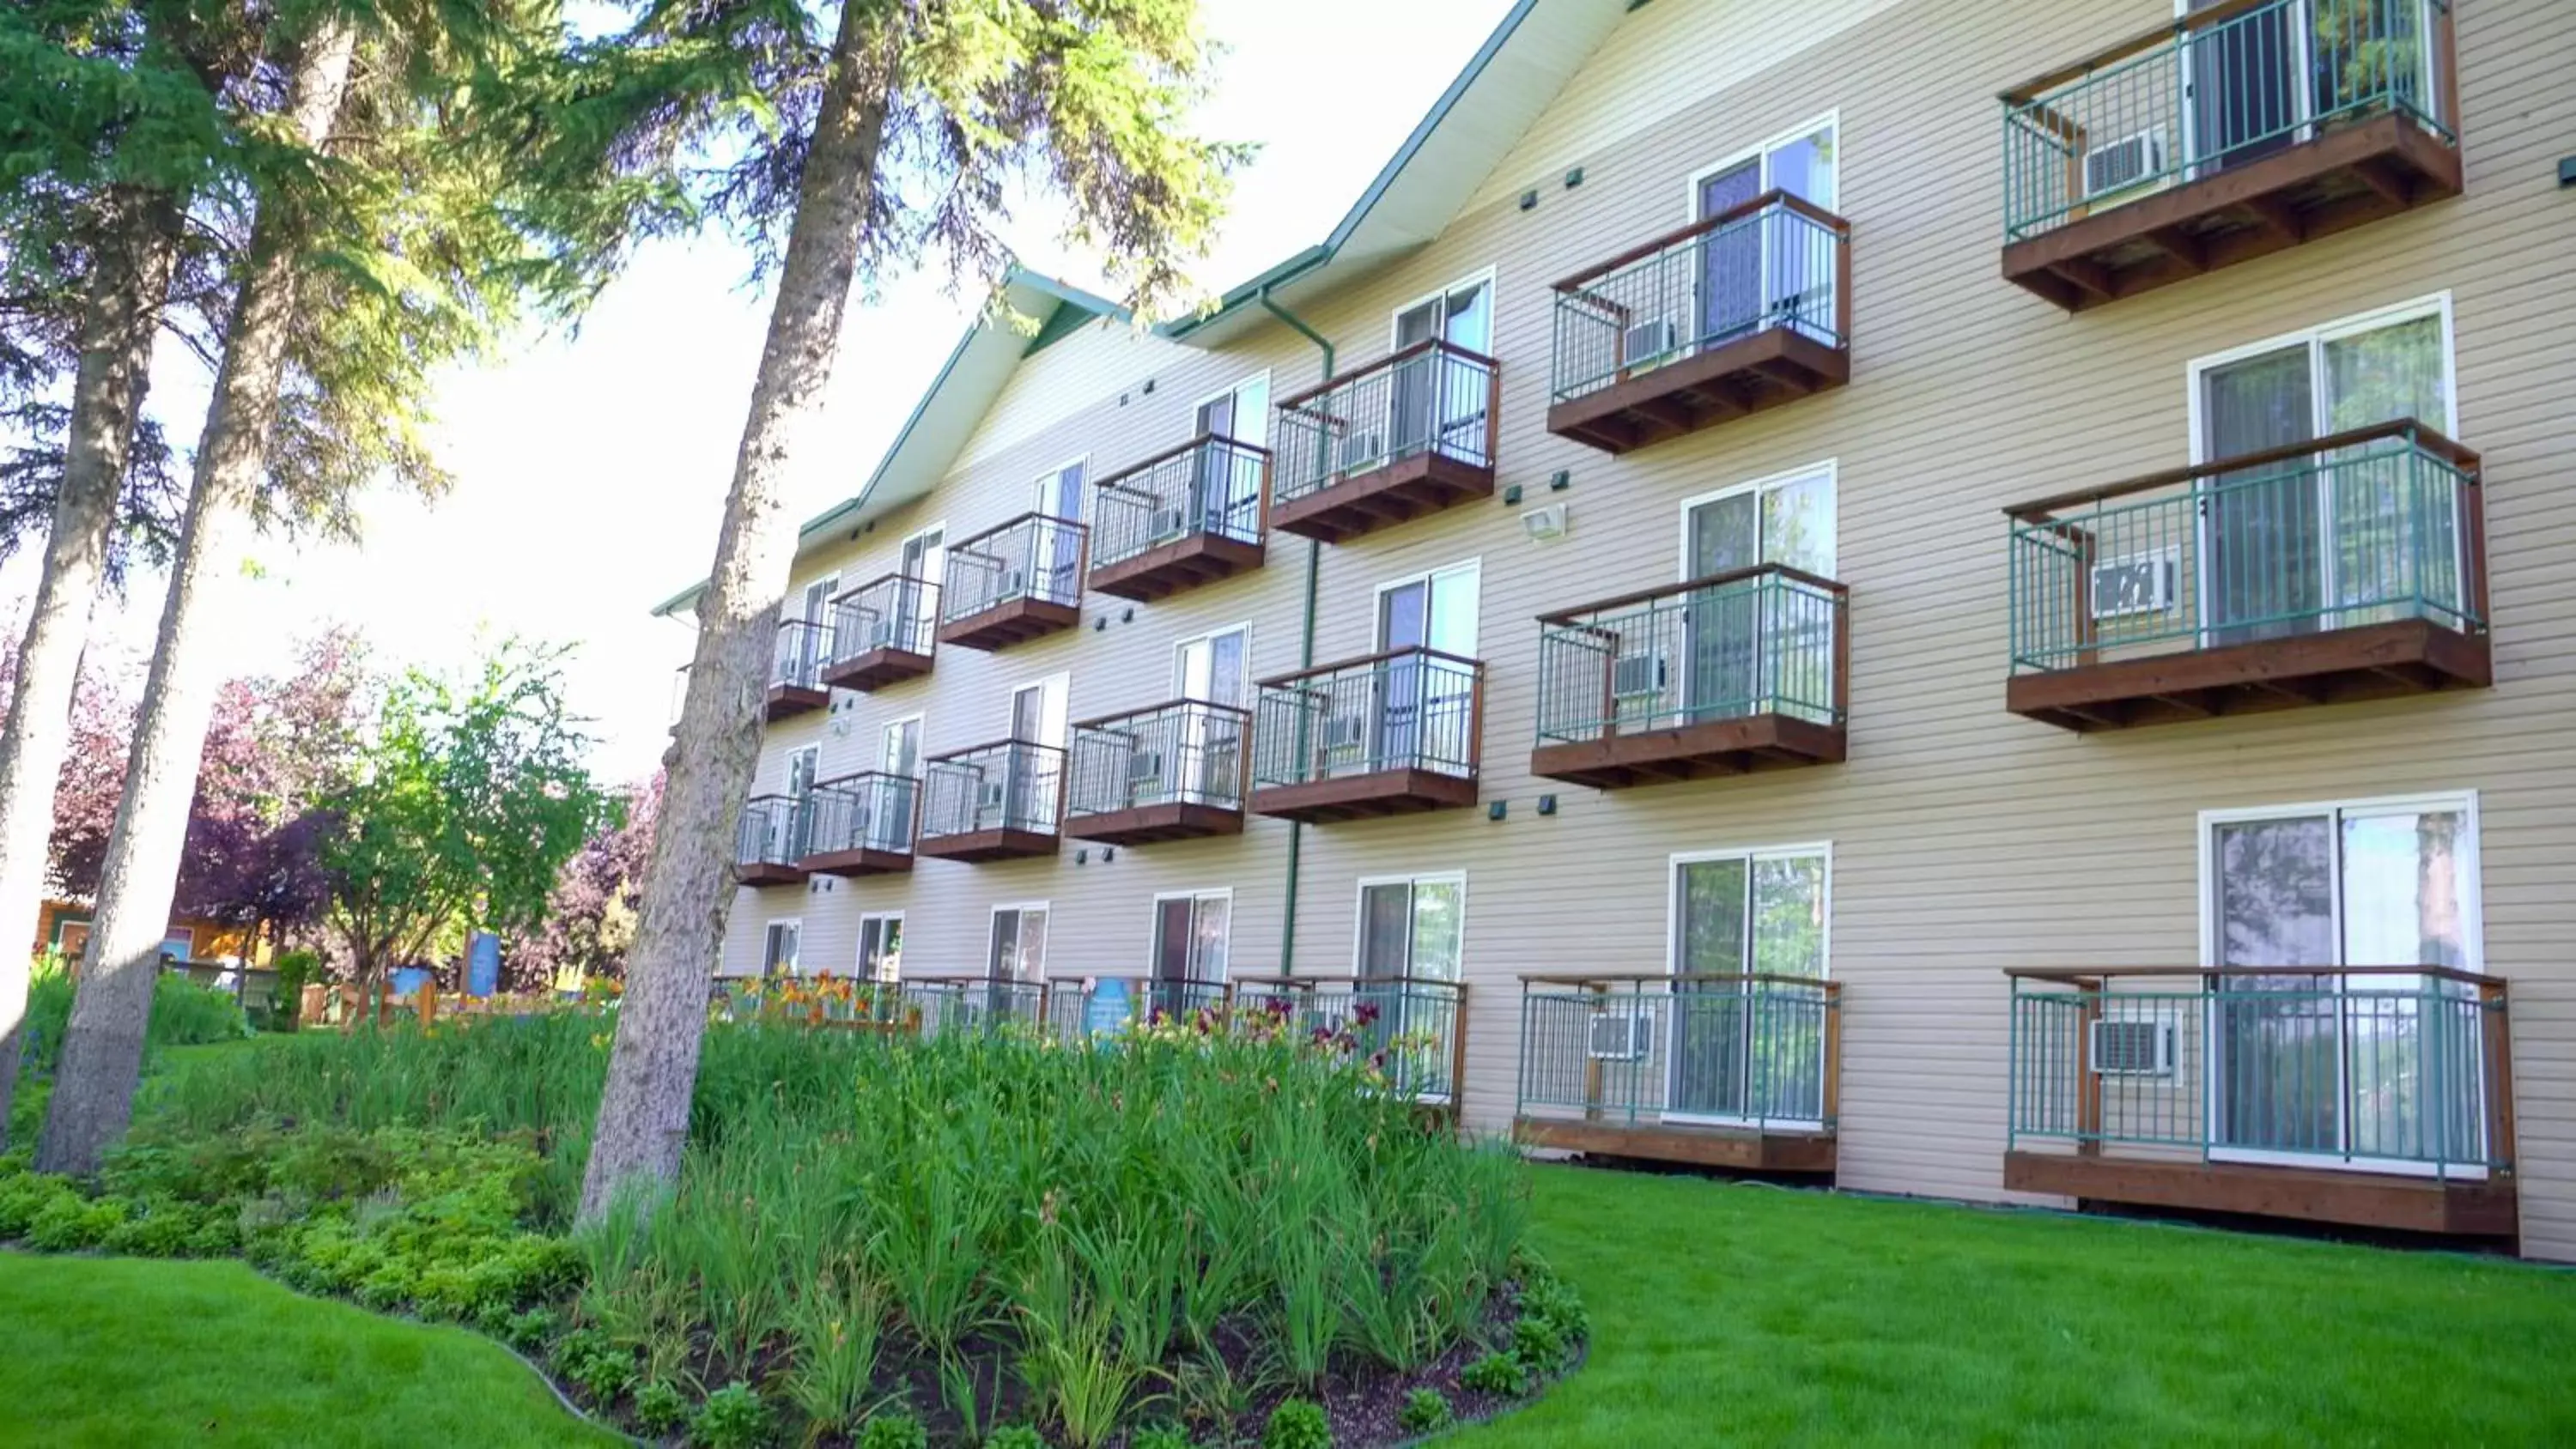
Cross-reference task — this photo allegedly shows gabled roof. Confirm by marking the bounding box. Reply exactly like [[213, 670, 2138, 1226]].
[[653, 0, 1630, 616]]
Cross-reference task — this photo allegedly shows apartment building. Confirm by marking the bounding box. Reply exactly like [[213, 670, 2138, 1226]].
[[653, 0, 2576, 1260]]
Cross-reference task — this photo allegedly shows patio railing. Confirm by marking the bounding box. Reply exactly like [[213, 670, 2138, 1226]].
[[770, 619, 828, 690], [1251, 647, 1483, 789], [802, 772, 918, 857], [1090, 435, 1269, 569], [734, 795, 808, 870], [1535, 565, 1846, 745], [1273, 340, 1498, 505], [1066, 699, 1252, 820], [919, 740, 1064, 840], [943, 513, 1088, 621], [1232, 974, 1467, 1103], [1516, 973, 1839, 1131], [829, 572, 939, 660]]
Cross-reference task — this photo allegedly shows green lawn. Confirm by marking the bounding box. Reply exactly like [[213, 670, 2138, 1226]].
[[3, 1167, 2572, 1446], [0, 1254, 611, 1447]]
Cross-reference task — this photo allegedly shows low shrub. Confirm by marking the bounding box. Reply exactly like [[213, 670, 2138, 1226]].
[[15, 957, 251, 1078], [634, 1379, 690, 1436], [1127, 1428, 1192, 1449], [986, 1427, 1048, 1448], [1460, 1354, 1525, 1398], [1509, 1315, 1566, 1373], [855, 1410, 929, 1449], [690, 1382, 770, 1449], [1263, 1398, 1332, 1449], [1397, 1388, 1451, 1435]]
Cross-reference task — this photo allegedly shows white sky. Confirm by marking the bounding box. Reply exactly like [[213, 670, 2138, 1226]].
[[6, 0, 1512, 785]]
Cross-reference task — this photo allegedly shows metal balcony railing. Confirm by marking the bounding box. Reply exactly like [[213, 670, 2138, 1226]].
[[2002, 0, 2456, 243], [942, 513, 1087, 621], [1273, 340, 1498, 505], [1251, 647, 1483, 789], [735, 795, 809, 870], [1535, 566, 1847, 746], [769, 619, 827, 690], [901, 976, 1052, 1037], [2006, 421, 2483, 676], [1233, 974, 1467, 1103], [1516, 974, 1839, 1131], [829, 573, 938, 660], [919, 740, 1064, 840], [1066, 699, 1251, 820], [1550, 191, 1849, 404], [801, 772, 918, 857], [1090, 436, 1269, 569], [2007, 966, 2512, 1176]]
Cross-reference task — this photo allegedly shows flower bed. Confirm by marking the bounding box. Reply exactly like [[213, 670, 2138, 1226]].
[[7, 1005, 1580, 1446]]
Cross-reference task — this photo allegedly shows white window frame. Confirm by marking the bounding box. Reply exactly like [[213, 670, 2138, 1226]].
[[2184, 293, 2460, 464], [1351, 870, 1468, 981], [878, 712, 925, 773], [783, 744, 820, 797], [2196, 789, 2484, 1177], [1149, 887, 1236, 984], [762, 918, 803, 977], [1661, 843, 1834, 1131], [1172, 621, 1255, 702], [900, 521, 947, 573], [1681, 108, 1843, 223], [857, 911, 903, 983], [1008, 671, 1072, 749], [1371, 557, 1484, 657], [1388, 266, 1500, 352], [987, 900, 1052, 983], [1034, 455, 1091, 522], [1193, 371, 1273, 446], [1674, 459, 1840, 582]]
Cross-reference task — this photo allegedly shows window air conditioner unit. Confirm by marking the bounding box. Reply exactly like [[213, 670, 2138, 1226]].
[[866, 618, 897, 651], [1151, 507, 1188, 540], [997, 567, 1029, 600], [1337, 430, 1384, 475], [1612, 652, 1668, 700], [2090, 1019, 2174, 1077], [1319, 714, 1367, 765], [977, 779, 1008, 812], [1587, 1007, 1654, 1063], [2082, 128, 2169, 203], [1127, 749, 1163, 786], [2089, 552, 2178, 620], [1623, 318, 1679, 368]]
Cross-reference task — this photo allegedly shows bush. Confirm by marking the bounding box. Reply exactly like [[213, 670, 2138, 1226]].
[[690, 1383, 770, 1449], [17, 958, 251, 1077], [1398, 1388, 1452, 1435], [1461, 1353, 1526, 1397], [1518, 1270, 1588, 1344], [986, 1428, 1047, 1449], [1127, 1428, 1192, 1449], [634, 1379, 690, 1436], [1263, 1398, 1331, 1449], [855, 1411, 927, 1449], [1510, 1315, 1566, 1373]]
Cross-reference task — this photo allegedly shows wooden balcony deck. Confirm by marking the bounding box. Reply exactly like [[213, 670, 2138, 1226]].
[[2003, 1151, 2515, 1237], [1516, 1119, 1838, 1174], [1090, 530, 1267, 602], [1065, 799, 1244, 846], [1248, 767, 1479, 824], [912, 827, 1060, 864]]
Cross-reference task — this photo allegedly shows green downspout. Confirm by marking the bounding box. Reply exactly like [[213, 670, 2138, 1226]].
[[1259, 288, 1331, 978]]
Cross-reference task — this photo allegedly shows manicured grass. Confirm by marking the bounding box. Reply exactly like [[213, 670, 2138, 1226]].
[[1464, 1166, 2576, 1446], [0, 1253, 611, 1448]]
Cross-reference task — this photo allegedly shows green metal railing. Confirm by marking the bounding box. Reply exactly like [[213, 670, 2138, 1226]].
[[1251, 647, 1483, 789], [941, 512, 1087, 621], [2008, 967, 2511, 1175], [2006, 421, 2482, 676], [1516, 974, 1838, 1131], [799, 772, 917, 858], [1235, 974, 1467, 1103], [1273, 340, 1498, 504], [2002, 0, 2455, 242], [1066, 699, 1250, 821], [919, 740, 1064, 840], [1090, 435, 1269, 571], [828, 572, 938, 661], [1535, 566, 1846, 746], [733, 795, 808, 870], [1550, 191, 1848, 404]]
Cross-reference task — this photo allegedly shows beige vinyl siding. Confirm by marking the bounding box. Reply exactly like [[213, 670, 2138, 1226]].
[[718, 0, 2576, 1258]]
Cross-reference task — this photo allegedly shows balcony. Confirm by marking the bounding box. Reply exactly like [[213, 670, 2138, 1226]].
[[914, 740, 1064, 862], [1515, 974, 1839, 1173], [1546, 192, 1850, 455], [1270, 342, 1498, 544], [2005, 967, 2516, 1237], [939, 514, 1086, 652], [766, 620, 829, 719], [2005, 421, 2488, 731], [1249, 648, 1482, 822], [1234, 974, 1467, 1105], [732, 795, 809, 887], [1087, 436, 1270, 600], [795, 773, 917, 877], [2000, 0, 2461, 311], [1064, 699, 1250, 846], [821, 573, 937, 691], [1532, 566, 1848, 788]]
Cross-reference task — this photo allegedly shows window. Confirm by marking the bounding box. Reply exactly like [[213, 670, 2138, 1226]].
[[858, 913, 903, 983], [1175, 625, 1251, 710], [1371, 562, 1480, 776], [1666, 846, 1831, 1125], [1152, 890, 1232, 985], [799, 573, 838, 626], [762, 919, 802, 977], [1688, 113, 1839, 349], [1680, 463, 1837, 581], [897, 525, 945, 646], [1390, 271, 1496, 465], [2189, 296, 2458, 643], [1676, 464, 1838, 725], [1356, 875, 1464, 982], [1034, 459, 1088, 598], [2202, 792, 2482, 1167], [1194, 375, 1271, 532], [785, 745, 819, 798], [988, 904, 1049, 983]]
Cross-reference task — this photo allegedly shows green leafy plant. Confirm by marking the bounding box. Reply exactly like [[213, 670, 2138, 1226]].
[[1510, 1315, 1567, 1373], [856, 1411, 929, 1449], [1461, 1353, 1527, 1397], [1128, 1428, 1193, 1449], [1398, 1387, 1452, 1435], [634, 1379, 690, 1436], [689, 1382, 770, 1449], [986, 1427, 1047, 1449], [1263, 1397, 1331, 1449]]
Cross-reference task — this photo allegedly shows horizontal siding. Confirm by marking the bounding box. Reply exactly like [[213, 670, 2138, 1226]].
[[725, 0, 2576, 1258]]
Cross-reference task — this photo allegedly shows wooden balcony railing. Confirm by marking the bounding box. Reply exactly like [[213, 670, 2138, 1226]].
[[1270, 341, 1498, 543], [1514, 973, 1839, 1173], [766, 619, 830, 718], [1233, 974, 1467, 1106], [1532, 565, 1848, 788], [823, 573, 938, 690], [2000, 0, 2461, 309], [733, 795, 810, 886], [1547, 191, 1850, 454], [796, 772, 917, 877], [2005, 420, 2488, 730], [1064, 698, 1251, 845], [1088, 436, 1270, 600], [939, 513, 1086, 651], [1249, 646, 1482, 822], [2005, 965, 2515, 1236], [915, 739, 1064, 861]]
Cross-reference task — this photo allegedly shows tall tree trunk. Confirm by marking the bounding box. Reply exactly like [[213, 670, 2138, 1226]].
[[0, 187, 179, 1149], [35, 23, 359, 1175], [579, 6, 893, 1222]]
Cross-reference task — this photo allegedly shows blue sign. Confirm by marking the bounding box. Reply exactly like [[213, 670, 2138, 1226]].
[[389, 967, 434, 999], [1084, 978, 1132, 1039], [467, 932, 501, 997]]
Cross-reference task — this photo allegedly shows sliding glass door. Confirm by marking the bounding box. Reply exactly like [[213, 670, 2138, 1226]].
[[1666, 848, 1829, 1125]]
